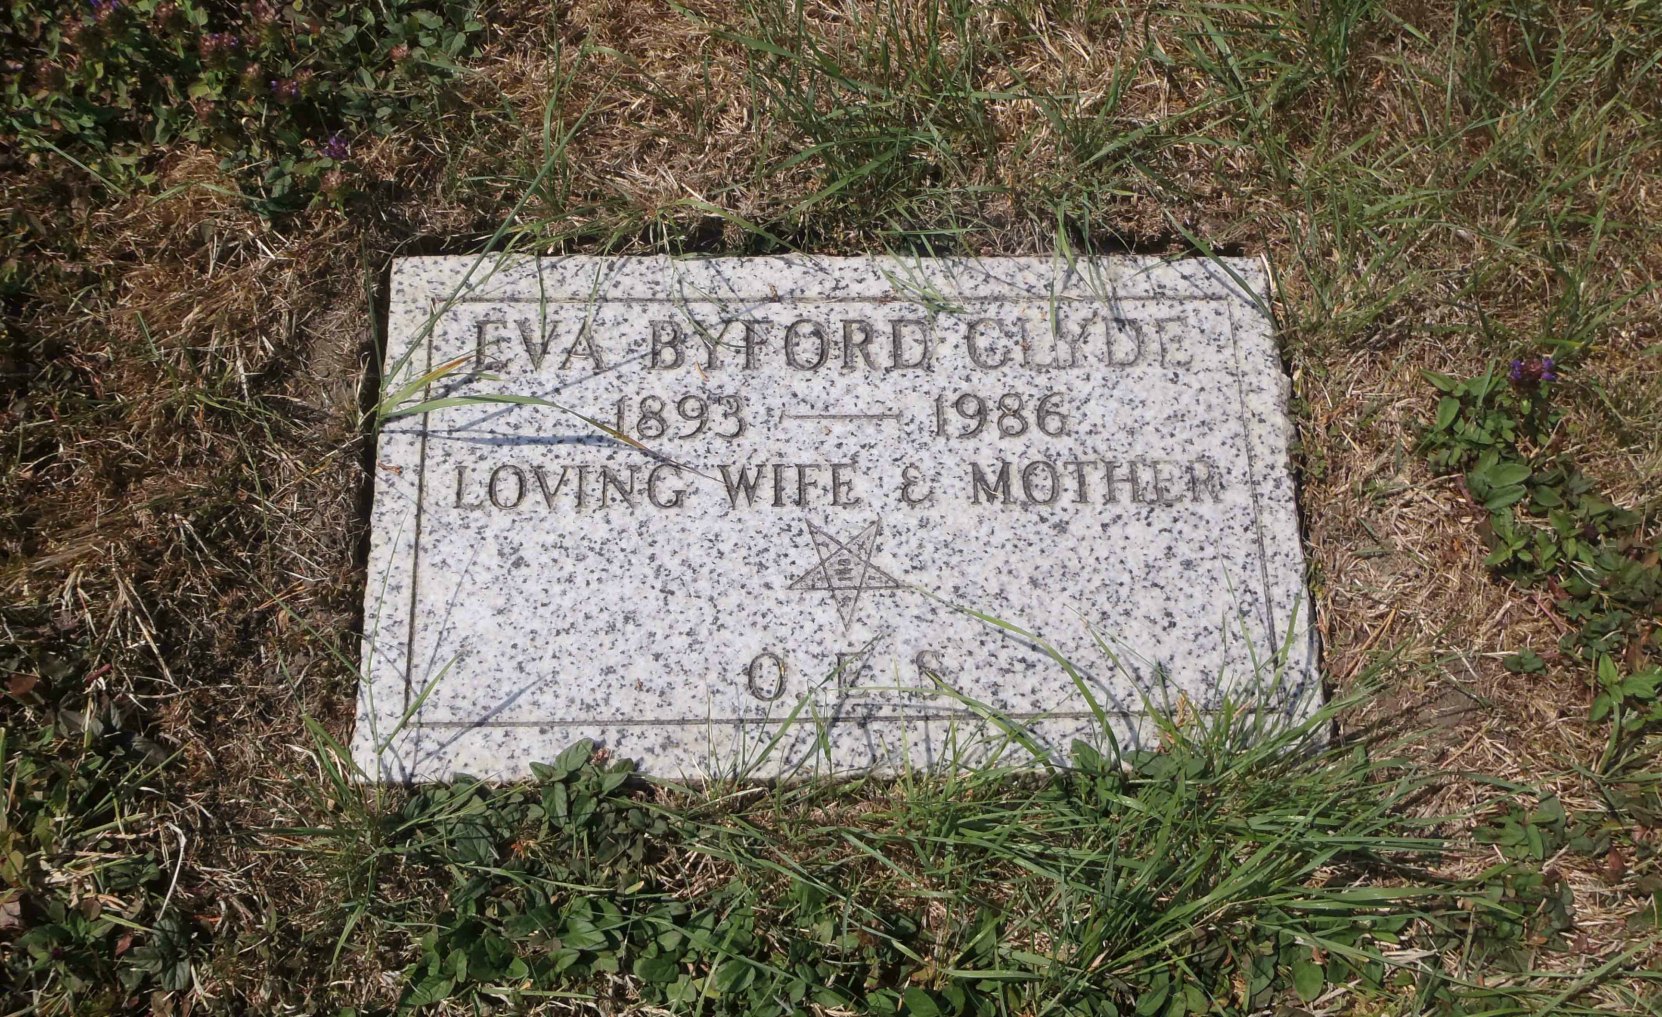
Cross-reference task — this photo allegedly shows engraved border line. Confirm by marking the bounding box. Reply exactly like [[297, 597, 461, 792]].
[[443, 295, 1236, 305], [421, 709, 1115, 729], [398, 290, 1274, 731], [401, 300, 436, 719], [1226, 296, 1280, 643]]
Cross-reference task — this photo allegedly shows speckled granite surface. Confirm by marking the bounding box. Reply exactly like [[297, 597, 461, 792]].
[[352, 256, 1317, 781]]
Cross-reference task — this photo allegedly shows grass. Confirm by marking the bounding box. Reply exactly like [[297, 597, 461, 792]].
[[288, 682, 1654, 1016], [3, 0, 1661, 1012]]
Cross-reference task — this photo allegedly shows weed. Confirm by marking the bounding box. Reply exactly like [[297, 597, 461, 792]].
[[284, 691, 1646, 1015], [1, 695, 184, 1014], [2, 0, 483, 210], [1419, 361, 1661, 776], [1420, 353, 1662, 943]]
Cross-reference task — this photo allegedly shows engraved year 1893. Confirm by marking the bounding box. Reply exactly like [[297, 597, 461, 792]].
[[613, 394, 746, 440]]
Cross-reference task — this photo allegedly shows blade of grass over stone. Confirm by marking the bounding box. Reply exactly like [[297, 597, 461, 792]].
[[922, 593, 1114, 745], [373, 354, 472, 421], [729, 689, 824, 782], [916, 673, 1054, 766], [380, 391, 639, 448], [371, 654, 457, 758]]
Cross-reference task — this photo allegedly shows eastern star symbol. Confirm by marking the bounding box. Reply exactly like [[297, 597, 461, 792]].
[[788, 520, 904, 630]]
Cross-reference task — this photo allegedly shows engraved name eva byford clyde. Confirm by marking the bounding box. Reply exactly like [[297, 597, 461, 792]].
[[355, 256, 1317, 780], [473, 306, 1197, 375]]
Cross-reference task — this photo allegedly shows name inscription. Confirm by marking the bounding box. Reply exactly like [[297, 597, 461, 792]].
[[474, 311, 1195, 375]]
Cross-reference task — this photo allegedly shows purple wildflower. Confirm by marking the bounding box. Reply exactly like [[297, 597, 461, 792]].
[[1508, 355, 1559, 389], [269, 77, 300, 103], [88, 0, 120, 20], [199, 31, 241, 63], [319, 131, 349, 161]]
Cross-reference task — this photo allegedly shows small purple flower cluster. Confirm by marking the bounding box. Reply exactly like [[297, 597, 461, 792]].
[[1509, 355, 1558, 388], [199, 32, 240, 61], [319, 131, 349, 160], [88, 0, 120, 21], [269, 77, 300, 103]]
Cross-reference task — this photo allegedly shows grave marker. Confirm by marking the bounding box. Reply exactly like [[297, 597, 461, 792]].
[[354, 256, 1316, 780]]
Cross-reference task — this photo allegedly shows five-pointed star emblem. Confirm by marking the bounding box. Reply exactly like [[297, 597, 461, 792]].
[[788, 520, 903, 629]]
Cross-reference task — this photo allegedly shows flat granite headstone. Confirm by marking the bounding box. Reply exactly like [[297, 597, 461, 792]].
[[354, 256, 1316, 781]]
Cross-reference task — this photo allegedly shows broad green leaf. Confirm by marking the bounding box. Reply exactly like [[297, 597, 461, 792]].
[[1292, 958, 1324, 1002], [401, 972, 454, 1009], [553, 739, 594, 776], [560, 918, 606, 952], [901, 987, 941, 1016], [1423, 370, 1459, 392], [633, 952, 680, 983], [1532, 796, 1565, 825], [1134, 976, 1170, 1015]]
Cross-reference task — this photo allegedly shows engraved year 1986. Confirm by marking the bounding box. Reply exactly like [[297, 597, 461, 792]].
[[931, 391, 1068, 439]]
